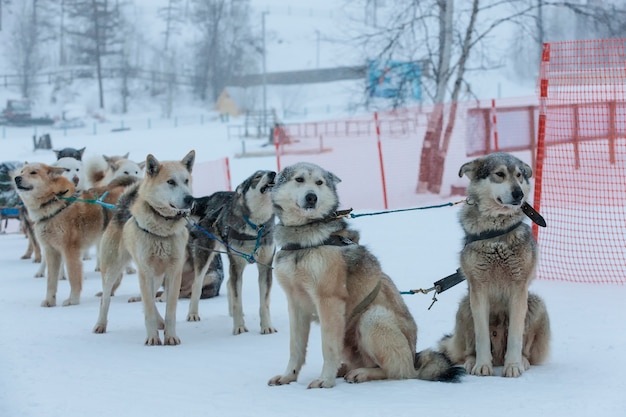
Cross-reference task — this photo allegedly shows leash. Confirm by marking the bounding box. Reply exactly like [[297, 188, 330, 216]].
[[59, 191, 116, 210], [185, 217, 260, 265], [347, 200, 467, 219], [398, 201, 546, 310]]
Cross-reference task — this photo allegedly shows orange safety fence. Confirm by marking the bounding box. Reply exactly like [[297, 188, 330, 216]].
[[534, 39, 626, 285]]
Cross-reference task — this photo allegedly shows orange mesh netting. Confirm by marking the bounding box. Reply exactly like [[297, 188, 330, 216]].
[[535, 39, 626, 284]]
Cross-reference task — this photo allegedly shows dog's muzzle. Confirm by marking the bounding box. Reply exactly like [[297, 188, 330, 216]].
[[14, 176, 32, 191], [304, 192, 317, 209]]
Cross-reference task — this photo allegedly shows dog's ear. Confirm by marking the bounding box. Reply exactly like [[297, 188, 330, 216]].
[[520, 161, 533, 179], [48, 165, 68, 178], [78, 147, 86, 159], [458, 160, 479, 180], [53, 149, 61, 159], [122, 152, 129, 159], [146, 154, 160, 177], [138, 161, 146, 170], [181, 150, 195, 173], [327, 171, 341, 186]]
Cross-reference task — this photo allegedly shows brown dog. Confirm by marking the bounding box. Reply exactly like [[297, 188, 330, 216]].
[[14, 162, 135, 306]]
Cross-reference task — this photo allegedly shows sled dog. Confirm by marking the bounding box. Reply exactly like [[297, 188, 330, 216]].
[[268, 162, 463, 388], [186, 170, 277, 335], [85, 153, 144, 188], [93, 151, 195, 346], [13, 162, 134, 306], [439, 152, 551, 377]]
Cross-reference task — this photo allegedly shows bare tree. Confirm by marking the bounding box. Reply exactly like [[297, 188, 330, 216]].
[[159, 0, 184, 53], [351, 0, 538, 193], [5, 2, 42, 98], [65, 0, 128, 109], [189, 0, 256, 102]]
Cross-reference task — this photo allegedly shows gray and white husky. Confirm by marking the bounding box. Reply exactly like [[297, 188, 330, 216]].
[[268, 162, 463, 388], [439, 152, 551, 377], [186, 170, 277, 335]]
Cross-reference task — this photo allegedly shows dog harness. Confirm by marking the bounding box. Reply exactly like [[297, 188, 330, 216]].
[[279, 234, 355, 251]]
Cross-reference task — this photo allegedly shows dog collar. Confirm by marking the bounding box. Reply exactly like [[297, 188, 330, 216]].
[[37, 200, 74, 222], [464, 221, 523, 246], [133, 217, 169, 238], [280, 235, 355, 251], [147, 203, 187, 221]]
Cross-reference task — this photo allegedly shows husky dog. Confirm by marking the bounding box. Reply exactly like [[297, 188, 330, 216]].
[[94, 151, 195, 346], [268, 162, 463, 388], [53, 147, 86, 161], [186, 170, 277, 335], [13, 162, 134, 306], [439, 152, 551, 378], [53, 157, 86, 191], [85, 153, 144, 188]]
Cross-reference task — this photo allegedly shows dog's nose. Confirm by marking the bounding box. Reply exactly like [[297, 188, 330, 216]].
[[304, 193, 317, 208], [511, 188, 524, 203], [183, 194, 194, 208], [14, 176, 22, 186]]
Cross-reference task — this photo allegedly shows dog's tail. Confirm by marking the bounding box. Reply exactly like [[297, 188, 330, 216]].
[[414, 348, 465, 382], [84, 155, 108, 187]]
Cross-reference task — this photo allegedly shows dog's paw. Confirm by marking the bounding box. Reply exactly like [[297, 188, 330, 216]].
[[471, 362, 494, 377], [261, 326, 277, 335], [94, 266, 100, 272], [344, 368, 373, 383], [127, 295, 141, 303], [307, 378, 336, 389], [93, 323, 107, 334], [21, 254, 30, 260], [62, 298, 79, 306], [34, 272, 44, 278], [144, 336, 163, 346], [268, 374, 297, 386], [164, 335, 181, 346], [233, 325, 249, 335], [41, 299, 56, 307], [187, 313, 201, 322], [503, 363, 524, 378], [34, 257, 42, 263], [463, 356, 476, 374], [125, 266, 136, 274]]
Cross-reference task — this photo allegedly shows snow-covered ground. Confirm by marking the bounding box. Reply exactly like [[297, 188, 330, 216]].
[[0, 122, 625, 417]]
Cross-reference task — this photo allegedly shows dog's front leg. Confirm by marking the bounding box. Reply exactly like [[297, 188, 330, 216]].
[[268, 298, 311, 386], [308, 297, 346, 388], [163, 268, 183, 345], [469, 285, 493, 376], [139, 270, 162, 345], [41, 245, 61, 307], [257, 261, 277, 334], [503, 286, 529, 377], [62, 247, 83, 306]]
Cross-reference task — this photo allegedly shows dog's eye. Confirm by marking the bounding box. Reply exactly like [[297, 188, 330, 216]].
[[64, 168, 70, 172], [516, 172, 522, 178], [495, 172, 505, 178], [123, 171, 129, 175], [316, 180, 323, 186], [167, 179, 175, 186], [184, 179, 189, 185], [295, 177, 304, 183], [30, 171, 36, 175]]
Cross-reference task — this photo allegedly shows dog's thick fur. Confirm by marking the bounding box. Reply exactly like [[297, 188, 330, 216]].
[[268, 162, 463, 388], [94, 151, 195, 346], [186, 170, 277, 335], [13, 162, 135, 306], [438, 152, 551, 378]]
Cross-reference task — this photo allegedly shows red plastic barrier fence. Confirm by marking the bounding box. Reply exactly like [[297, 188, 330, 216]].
[[535, 39, 626, 284]]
